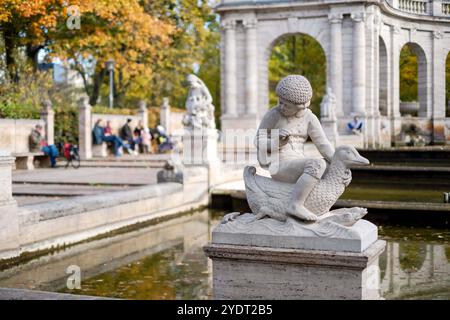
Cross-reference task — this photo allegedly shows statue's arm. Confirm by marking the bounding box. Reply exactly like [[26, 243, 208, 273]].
[[308, 112, 335, 162], [254, 109, 280, 152]]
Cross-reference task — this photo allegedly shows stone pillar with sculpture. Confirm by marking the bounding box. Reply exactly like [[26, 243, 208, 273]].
[[204, 75, 385, 300], [0, 149, 19, 260], [182, 74, 219, 166], [159, 75, 220, 186]]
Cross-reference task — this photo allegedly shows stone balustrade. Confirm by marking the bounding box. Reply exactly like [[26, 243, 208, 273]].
[[443, 1, 450, 15], [398, 0, 429, 14], [389, 0, 450, 16]]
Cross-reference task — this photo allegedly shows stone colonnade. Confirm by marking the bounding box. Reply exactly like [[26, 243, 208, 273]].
[[217, 0, 450, 147]]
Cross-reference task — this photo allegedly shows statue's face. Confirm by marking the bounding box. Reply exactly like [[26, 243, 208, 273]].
[[278, 98, 309, 116]]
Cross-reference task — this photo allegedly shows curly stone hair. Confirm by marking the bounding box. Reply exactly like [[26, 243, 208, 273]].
[[275, 75, 313, 105]]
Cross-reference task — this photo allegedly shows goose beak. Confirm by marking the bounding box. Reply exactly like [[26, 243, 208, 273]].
[[352, 154, 370, 165]]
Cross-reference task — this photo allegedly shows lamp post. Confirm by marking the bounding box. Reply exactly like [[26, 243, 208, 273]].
[[106, 59, 115, 109]]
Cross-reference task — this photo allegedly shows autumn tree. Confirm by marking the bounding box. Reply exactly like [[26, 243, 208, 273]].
[[51, 0, 175, 106], [0, 0, 66, 81], [143, 0, 220, 109], [0, 0, 175, 107]]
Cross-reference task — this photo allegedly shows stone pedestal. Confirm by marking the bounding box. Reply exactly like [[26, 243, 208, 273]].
[[0, 150, 19, 260], [182, 129, 220, 166], [221, 114, 259, 133], [321, 118, 339, 147], [78, 96, 92, 160], [204, 213, 386, 300]]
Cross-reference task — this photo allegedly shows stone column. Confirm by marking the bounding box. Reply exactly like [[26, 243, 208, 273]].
[[160, 97, 171, 133], [351, 12, 366, 115], [78, 96, 92, 160], [222, 20, 237, 117], [244, 18, 258, 116], [328, 13, 343, 117], [390, 25, 402, 145], [40, 99, 54, 145], [138, 100, 148, 127], [0, 149, 19, 260], [431, 30, 446, 144]]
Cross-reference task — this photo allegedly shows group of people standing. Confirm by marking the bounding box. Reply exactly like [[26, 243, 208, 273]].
[[92, 119, 173, 157]]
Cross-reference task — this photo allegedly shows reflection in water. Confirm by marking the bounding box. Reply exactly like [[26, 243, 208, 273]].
[[378, 226, 450, 300], [0, 211, 448, 300]]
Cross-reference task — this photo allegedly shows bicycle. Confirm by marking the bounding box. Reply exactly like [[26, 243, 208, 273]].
[[63, 143, 81, 169]]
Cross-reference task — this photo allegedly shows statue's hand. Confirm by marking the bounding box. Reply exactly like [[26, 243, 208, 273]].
[[279, 129, 290, 146]]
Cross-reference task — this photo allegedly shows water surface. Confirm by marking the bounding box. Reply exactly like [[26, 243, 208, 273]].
[[0, 210, 448, 300]]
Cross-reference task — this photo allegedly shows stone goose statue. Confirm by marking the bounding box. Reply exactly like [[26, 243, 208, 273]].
[[243, 145, 370, 223]]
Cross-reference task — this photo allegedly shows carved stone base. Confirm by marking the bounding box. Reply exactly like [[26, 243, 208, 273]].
[[204, 240, 385, 300], [213, 213, 378, 253]]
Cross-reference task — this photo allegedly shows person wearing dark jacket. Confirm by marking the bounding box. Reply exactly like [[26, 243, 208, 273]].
[[93, 119, 129, 156], [29, 124, 59, 167], [119, 119, 135, 149]]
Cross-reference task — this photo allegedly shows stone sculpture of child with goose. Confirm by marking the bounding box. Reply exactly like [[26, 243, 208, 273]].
[[220, 75, 371, 238]]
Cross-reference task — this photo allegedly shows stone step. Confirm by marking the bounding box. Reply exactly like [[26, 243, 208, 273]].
[[358, 148, 450, 167], [56, 161, 165, 168], [12, 183, 130, 197]]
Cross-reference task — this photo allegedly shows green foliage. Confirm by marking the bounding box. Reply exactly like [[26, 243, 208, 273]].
[[92, 106, 136, 116], [0, 64, 52, 116], [0, 103, 40, 119], [268, 34, 326, 117], [400, 44, 418, 102], [197, 21, 221, 128], [54, 106, 78, 145], [144, 0, 220, 111]]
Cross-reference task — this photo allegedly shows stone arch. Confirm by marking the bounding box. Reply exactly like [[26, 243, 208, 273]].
[[266, 33, 327, 116], [399, 42, 428, 117], [379, 36, 389, 117], [258, 18, 330, 115]]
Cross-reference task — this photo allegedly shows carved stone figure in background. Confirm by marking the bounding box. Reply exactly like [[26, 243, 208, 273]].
[[320, 87, 337, 121], [182, 74, 216, 130], [255, 75, 336, 221]]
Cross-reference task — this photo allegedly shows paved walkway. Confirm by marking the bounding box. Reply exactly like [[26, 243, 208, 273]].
[[13, 167, 159, 186], [12, 156, 165, 206]]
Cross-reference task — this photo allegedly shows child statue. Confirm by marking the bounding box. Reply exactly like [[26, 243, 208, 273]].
[[256, 75, 336, 222]]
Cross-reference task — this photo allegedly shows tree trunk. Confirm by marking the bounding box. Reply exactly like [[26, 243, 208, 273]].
[[89, 68, 107, 106], [3, 26, 18, 82], [26, 44, 44, 71]]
